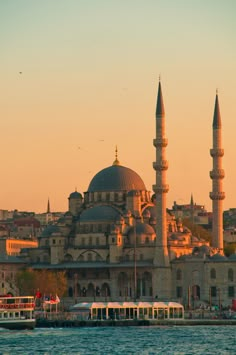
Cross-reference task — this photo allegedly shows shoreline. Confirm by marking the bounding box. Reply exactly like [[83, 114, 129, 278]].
[[36, 318, 236, 328]]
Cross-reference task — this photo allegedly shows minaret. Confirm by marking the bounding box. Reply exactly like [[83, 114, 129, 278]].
[[153, 79, 169, 266], [47, 198, 51, 213], [210, 91, 225, 252]]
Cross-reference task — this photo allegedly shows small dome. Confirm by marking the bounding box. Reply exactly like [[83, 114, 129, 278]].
[[80, 205, 120, 222], [210, 253, 228, 261], [40, 225, 60, 238], [228, 253, 236, 260], [128, 222, 155, 235], [199, 245, 211, 254], [69, 191, 82, 199]]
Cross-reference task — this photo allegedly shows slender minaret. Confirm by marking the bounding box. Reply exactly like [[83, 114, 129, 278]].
[[47, 198, 51, 214], [210, 91, 225, 252], [153, 79, 169, 266]]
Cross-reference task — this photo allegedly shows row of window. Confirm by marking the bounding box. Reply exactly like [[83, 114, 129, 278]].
[[84, 191, 150, 203], [176, 269, 235, 282], [65, 253, 145, 262], [79, 224, 111, 234], [176, 286, 235, 298]]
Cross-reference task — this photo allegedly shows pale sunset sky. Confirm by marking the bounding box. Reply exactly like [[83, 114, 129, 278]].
[[1, 0, 236, 213]]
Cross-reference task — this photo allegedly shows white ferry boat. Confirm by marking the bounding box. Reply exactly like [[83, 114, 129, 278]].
[[0, 295, 35, 330]]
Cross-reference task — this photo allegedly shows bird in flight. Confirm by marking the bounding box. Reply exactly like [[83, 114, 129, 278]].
[[19, 72, 22, 74]]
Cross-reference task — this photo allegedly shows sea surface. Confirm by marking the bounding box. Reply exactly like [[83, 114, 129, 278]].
[[0, 325, 235, 355]]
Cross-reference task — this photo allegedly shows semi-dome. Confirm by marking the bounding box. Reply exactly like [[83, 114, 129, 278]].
[[40, 225, 60, 238], [127, 222, 155, 236], [87, 165, 146, 192], [80, 205, 121, 222]]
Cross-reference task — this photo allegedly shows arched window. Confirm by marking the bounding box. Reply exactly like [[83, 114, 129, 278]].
[[228, 269, 234, 282], [210, 268, 216, 279], [68, 286, 73, 297], [176, 269, 182, 281], [96, 254, 102, 261], [78, 254, 84, 262], [87, 253, 92, 261]]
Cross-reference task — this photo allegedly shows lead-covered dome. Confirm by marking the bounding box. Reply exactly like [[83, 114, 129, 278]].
[[87, 165, 146, 192], [80, 205, 120, 222]]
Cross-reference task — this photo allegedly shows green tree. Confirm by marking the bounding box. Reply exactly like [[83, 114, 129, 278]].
[[224, 243, 236, 256], [182, 218, 212, 243]]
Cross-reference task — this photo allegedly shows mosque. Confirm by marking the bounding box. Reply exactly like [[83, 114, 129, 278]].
[[26, 81, 236, 308]]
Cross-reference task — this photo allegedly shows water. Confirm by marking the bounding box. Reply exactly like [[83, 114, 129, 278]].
[[0, 326, 235, 355]]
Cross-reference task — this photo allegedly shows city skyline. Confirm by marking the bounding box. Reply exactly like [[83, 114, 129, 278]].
[[1, 0, 236, 212]]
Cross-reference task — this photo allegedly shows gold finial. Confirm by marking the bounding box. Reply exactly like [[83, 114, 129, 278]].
[[113, 145, 120, 166], [216, 88, 218, 95]]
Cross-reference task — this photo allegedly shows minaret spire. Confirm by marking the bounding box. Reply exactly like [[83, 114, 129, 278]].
[[190, 193, 194, 206], [153, 79, 169, 266], [47, 198, 51, 214], [210, 91, 225, 252], [156, 78, 165, 117]]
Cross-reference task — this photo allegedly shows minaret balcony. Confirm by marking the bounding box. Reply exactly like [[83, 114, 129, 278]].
[[210, 148, 224, 157], [153, 160, 168, 171], [209, 191, 225, 200], [153, 138, 168, 147], [210, 169, 225, 179], [153, 184, 169, 194]]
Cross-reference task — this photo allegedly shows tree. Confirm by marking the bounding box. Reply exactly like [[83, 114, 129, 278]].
[[224, 243, 236, 257], [182, 218, 212, 242], [15, 268, 37, 295], [15, 269, 67, 298]]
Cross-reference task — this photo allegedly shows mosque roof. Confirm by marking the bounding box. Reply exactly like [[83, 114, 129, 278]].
[[69, 191, 82, 199], [39, 225, 60, 238], [80, 205, 121, 222], [125, 222, 155, 236], [0, 253, 25, 263], [210, 253, 228, 261], [228, 253, 236, 261], [87, 165, 146, 192]]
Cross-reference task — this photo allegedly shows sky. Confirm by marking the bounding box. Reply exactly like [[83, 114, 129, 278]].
[[1, 0, 236, 213]]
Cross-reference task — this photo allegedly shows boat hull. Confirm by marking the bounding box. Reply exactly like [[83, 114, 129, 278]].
[[0, 319, 36, 330]]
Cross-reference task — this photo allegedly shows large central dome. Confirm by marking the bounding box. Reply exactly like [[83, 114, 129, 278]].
[[88, 165, 146, 192]]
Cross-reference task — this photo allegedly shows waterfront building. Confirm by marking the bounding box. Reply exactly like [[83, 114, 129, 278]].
[[171, 197, 211, 228]]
